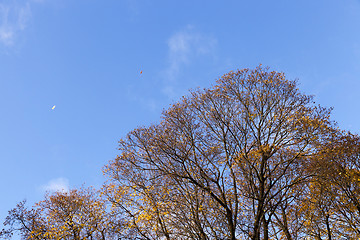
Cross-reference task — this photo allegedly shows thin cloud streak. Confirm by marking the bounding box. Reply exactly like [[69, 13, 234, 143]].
[[0, 1, 31, 47], [162, 26, 217, 98]]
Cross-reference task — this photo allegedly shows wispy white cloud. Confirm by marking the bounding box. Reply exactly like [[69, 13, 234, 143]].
[[162, 26, 217, 98], [0, 1, 32, 47], [41, 177, 70, 193], [125, 0, 141, 17]]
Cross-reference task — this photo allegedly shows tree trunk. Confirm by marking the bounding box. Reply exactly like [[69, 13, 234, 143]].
[[325, 214, 332, 240], [262, 217, 269, 240]]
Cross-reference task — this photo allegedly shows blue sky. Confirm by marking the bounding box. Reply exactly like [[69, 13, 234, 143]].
[[1, 0, 360, 224]]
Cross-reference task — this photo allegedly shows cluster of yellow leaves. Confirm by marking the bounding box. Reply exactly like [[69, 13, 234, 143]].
[[21, 187, 112, 240]]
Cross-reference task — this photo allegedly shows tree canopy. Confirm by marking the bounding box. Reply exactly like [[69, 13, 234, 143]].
[[2, 66, 359, 240]]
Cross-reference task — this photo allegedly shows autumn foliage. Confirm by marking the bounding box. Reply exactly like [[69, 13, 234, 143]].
[[2, 66, 360, 240]]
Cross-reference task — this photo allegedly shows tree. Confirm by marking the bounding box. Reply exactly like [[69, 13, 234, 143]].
[[309, 132, 360, 239], [103, 66, 334, 240], [5, 66, 357, 239], [0, 200, 45, 240], [0, 187, 118, 240]]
